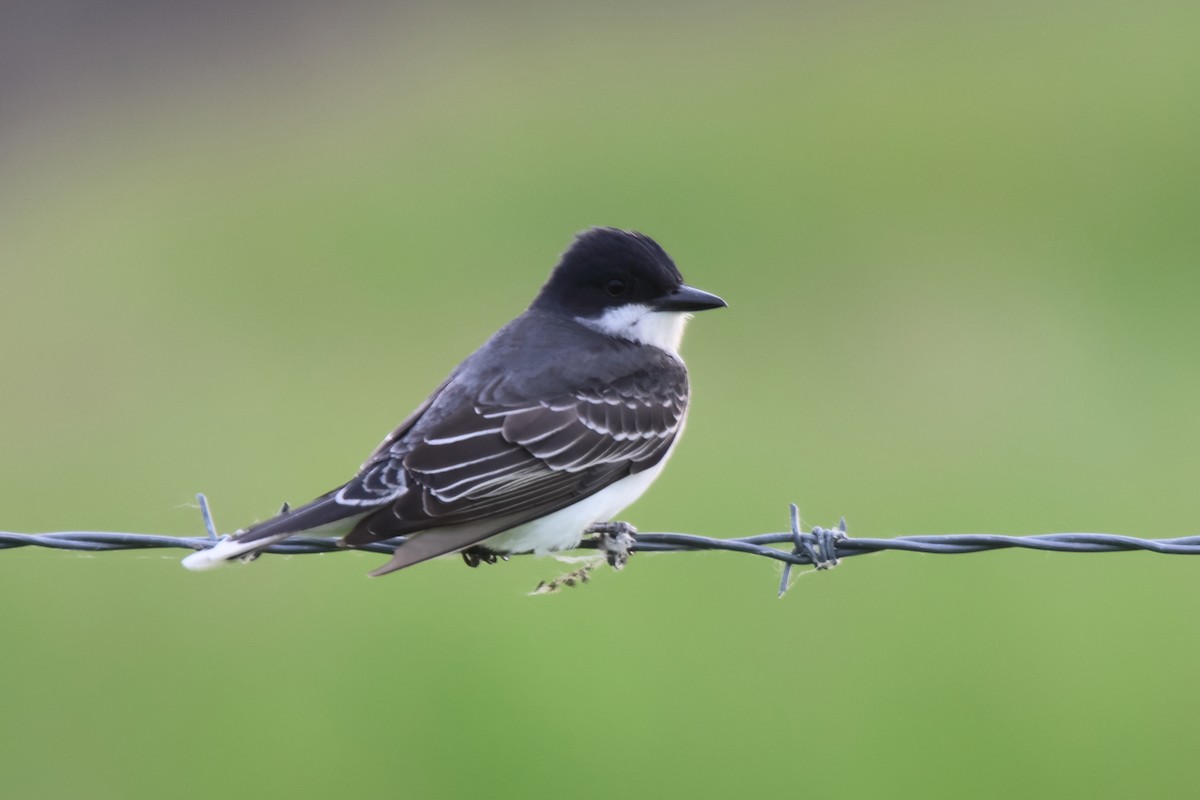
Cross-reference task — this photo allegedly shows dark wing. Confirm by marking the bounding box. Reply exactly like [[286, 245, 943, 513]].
[[340, 359, 689, 562]]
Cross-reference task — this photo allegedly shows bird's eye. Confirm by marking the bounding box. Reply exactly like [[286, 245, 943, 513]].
[[605, 279, 629, 297]]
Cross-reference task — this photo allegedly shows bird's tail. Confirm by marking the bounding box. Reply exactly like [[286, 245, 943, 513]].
[[181, 492, 366, 571]]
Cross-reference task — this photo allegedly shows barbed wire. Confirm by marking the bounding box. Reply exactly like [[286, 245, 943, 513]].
[[2, 496, 1196, 596]]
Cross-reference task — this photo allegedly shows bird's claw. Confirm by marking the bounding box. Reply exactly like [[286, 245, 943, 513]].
[[461, 546, 501, 568], [587, 521, 638, 570]]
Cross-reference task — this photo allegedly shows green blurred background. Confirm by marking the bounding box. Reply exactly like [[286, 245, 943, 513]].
[[3, 1, 1199, 797]]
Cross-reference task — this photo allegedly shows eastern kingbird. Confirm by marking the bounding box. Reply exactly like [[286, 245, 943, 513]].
[[182, 227, 726, 577]]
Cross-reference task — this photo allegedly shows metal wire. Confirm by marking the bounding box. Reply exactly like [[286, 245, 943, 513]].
[[2, 498, 1196, 596], [7, 527, 1199, 557]]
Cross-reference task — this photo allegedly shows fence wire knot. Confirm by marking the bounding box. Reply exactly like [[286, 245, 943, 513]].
[[776, 504, 847, 597]]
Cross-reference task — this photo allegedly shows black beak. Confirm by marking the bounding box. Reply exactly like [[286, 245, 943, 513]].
[[655, 284, 728, 313]]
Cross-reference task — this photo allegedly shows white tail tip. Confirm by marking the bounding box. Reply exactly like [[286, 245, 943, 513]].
[[181, 535, 263, 571]]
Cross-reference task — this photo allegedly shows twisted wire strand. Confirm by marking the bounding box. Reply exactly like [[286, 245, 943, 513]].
[[3, 493, 1196, 596], [4, 524, 1198, 560]]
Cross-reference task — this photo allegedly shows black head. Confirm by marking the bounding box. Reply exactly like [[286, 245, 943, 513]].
[[533, 228, 726, 318]]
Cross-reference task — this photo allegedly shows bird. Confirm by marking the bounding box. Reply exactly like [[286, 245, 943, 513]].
[[181, 227, 726, 577]]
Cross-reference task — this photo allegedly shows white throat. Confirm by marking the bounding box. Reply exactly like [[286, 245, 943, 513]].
[[577, 305, 691, 355]]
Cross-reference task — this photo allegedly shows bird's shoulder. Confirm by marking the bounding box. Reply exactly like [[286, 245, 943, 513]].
[[479, 309, 686, 395], [407, 309, 687, 436]]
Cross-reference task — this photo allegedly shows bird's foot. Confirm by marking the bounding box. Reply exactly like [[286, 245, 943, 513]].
[[461, 546, 506, 568], [586, 521, 638, 571], [529, 522, 635, 594]]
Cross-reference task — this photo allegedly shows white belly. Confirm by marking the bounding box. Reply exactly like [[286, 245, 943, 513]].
[[483, 456, 671, 555]]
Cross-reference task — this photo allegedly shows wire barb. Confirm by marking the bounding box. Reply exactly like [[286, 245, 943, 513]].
[[197, 493, 218, 541]]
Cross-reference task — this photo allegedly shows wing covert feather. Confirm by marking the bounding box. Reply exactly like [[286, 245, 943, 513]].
[[341, 351, 689, 545]]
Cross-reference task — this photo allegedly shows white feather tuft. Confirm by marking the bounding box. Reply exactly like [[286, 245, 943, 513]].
[[181, 535, 281, 571], [576, 305, 691, 355]]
